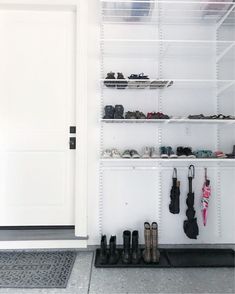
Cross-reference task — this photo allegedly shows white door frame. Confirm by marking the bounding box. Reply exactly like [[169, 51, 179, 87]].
[[0, 0, 88, 239]]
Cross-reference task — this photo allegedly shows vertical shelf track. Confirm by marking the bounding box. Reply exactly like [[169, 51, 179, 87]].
[[215, 24, 222, 238], [99, 19, 105, 236]]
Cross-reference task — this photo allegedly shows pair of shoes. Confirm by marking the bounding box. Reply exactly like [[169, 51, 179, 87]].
[[150, 80, 173, 89], [143, 222, 160, 264], [142, 147, 159, 158], [147, 112, 170, 119], [194, 150, 213, 158], [102, 149, 121, 159], [122, 149, 140, 158], [122, 230, 141, 264], [125, 111, 146, 119], [103, 105, 124, 119], [104, 72, 128, 89], [160, 146, 177, 158], [100, 235, 119, 265], [128, 73, 150, 89], [226, 145, 235, 158], [214, 151, 227, 158], [177, 147, 196, 158], [188, 114, 235, 120]]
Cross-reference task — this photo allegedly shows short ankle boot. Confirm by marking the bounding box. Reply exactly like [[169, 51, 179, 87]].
[[109, 236, 119, 264], [143, 222, 151, 263], [132, 230, 141, 264], [117, 72, 128, 89], [104, 72, 116, 88], [100, 235, 108, 264], [103, 105, 115, 119], [151, 222, 160, 264], [122, 230, 131, 264], [114, 105, 124, 119]]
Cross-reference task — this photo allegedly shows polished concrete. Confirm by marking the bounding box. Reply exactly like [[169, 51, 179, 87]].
[[0, 251, 234, 294]]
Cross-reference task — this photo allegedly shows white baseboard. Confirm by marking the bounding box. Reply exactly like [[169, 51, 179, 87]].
[[0, 240, 87, 249]]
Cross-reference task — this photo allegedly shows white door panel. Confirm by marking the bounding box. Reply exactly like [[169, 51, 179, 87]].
[[0, 10, 75, 225]]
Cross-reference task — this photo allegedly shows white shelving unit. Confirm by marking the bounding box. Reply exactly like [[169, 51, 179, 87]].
[[99, 0, 235, 245]]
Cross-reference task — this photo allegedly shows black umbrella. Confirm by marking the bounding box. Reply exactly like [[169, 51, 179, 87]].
[[169, 168, 180, 214], [183, 165, 199, 239]]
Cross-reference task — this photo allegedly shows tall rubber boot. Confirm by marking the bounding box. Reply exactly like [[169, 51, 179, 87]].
[[143, 222, 151, 263], [100, 235, 108, 264], [109, 235, 119, 265], [132, 230, 141, 264], [151, 222, 160, 264], [122, 230, 131, 264]]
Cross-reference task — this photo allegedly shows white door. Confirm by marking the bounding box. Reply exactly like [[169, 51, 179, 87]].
[[0, 9, 75, 225]]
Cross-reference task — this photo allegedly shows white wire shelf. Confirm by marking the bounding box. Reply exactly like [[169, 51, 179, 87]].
[[101, 0, 235, 25], [101, 39, 235, 58], [101, 79, 235, 93], [101, 158, 235, 163], [101, 118, 235, 125]]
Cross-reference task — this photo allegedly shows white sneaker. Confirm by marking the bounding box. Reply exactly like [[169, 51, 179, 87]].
[[102, 149, 112, 158], [142, 147, 151, 158], [150, 147, 159, 158], [111, 148, 121, 158]]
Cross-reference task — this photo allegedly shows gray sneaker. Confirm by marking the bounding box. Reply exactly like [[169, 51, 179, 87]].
[[151, 147, 159, 158], [142, 147, 151, 158], [130, 149, 140, 158], [122, 150, 131, 158]]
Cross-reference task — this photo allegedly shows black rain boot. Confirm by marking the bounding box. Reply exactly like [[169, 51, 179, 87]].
[[100, 235, 108, 264], [109, 236, 119, 264], [122, 230, 131, 264], [103, 105, 115, 119], [116, 72, 128, 89], [104, 72, 116, 88], [114, 105, 124, 119], [132, 230, 141, 264]]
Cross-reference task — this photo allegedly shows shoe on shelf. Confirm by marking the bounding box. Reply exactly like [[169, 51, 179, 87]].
[[122, 150, 131, 158], [130, 149, 140, 158], [150, 147, 160, 158], [114, 105, 124, 119], [176, 146, 187, 158], [183, 147, 196, 158], [214, 151, 227, 158], [111, 149, 121, 158], [100, 235, 109, 265], [195, 150, 214, 158], [116, 72, 128, 89], [102, 149, 112, 158], [142, 147, 151, 158], [143, 222, 151, 264], [109, 236, 119, 265], [104, 72, 116, 88], [128, 73, 150, 89], [188, 114, 205, 119], [160, 146, 169, 158], [166, 146, 178, 158], [151, 222, 160, 264], [132, 230, 141, 264], [135, 111, 146, 119], [226, 145, 235, 158], [125, 111, 136, 119], [122, 230, 131, 264], [103, 105, 115, 119]]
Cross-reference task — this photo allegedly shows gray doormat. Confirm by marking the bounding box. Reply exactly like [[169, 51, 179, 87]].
[[0, 251, 76, 288]]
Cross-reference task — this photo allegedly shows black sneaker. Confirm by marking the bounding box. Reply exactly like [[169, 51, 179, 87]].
[[103, 105, 115, 119], [114, 105, 124, 119], [104, 72, 116, 88], [116, 72, 128, 89], [183, 147, 196, 158], [177, 147, 187, 158]]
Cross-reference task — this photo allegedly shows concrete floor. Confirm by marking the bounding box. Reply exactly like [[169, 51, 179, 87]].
[[0, 251, 234, 294]]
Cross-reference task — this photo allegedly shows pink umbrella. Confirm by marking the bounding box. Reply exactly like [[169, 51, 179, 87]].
[[201, 168, 211, 226]]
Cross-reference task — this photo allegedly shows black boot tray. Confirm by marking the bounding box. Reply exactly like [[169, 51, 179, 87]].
[[95, 248, 235, 268]]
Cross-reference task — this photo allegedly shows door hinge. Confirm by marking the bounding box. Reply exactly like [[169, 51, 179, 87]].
[[69, 137, 76, 150]]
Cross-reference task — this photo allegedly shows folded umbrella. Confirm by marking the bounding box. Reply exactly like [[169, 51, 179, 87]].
[[184, 165, 199, 239], [201, 168, 211, 226], [169, 168, 180, 214]]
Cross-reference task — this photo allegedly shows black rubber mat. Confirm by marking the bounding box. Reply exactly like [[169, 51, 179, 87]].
[[95, 248, 234, 268], [166, 249, 235, 267], [95, 248, 170, 268]]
